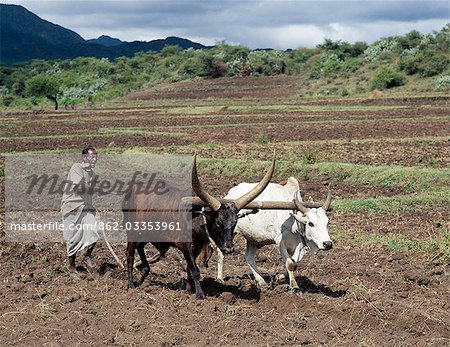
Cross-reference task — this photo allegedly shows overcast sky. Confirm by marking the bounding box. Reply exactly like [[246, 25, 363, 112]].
[[3, 1, 449, 49]]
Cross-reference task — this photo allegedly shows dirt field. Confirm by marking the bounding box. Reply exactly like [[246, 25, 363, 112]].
[[0, 76, 449, 346]]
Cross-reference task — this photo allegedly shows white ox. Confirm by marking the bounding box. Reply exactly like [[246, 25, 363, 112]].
[[218, 177, 333, 288]]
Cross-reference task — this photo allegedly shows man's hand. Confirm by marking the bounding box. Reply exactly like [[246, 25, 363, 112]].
[[75, 178, 99, 194]]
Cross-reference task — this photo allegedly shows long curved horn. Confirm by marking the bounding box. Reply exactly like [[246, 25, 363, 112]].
[[192, 153, 221, 211], [233, 157, 275, 210], [293, 191, 309, 215], [322, 186, 332, 211]]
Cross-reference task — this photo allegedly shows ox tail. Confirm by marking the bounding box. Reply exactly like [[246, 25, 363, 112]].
[[122, 186, 134, 226]]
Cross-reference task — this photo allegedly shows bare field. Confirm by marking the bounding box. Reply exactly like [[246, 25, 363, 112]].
[[0, 76, 449, 346]]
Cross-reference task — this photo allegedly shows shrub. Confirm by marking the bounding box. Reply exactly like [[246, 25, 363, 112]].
[[181, 56, 208, 77], [369, 67, 406, 90], [342, 57, 363, 74], [435, 75, 450, 91], [0, 85, 9, 96], [12, 79, 26, 96], [397, 30, 423, 50], [208, 59, 228, 78], [398, 55, 419, 75], [254, 135, 268, 144], [309, 53, 344, 78], [61, 97, 79, 109], [301, 150, 317, 165], [377, 51, 395, 62], [1, 95, 15, 106], [364, 37, 398, 62], [349, 41, 369, 57], [294, 48, 316, 63], [399, 50, 449, 77], [248, 50, 287, 76], [417, 52, 449, 77], [161, 45, 182, 57]]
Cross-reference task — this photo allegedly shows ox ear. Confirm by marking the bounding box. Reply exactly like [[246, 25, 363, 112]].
[[238, 208, 259, 219], [290, 212, 307, 224]]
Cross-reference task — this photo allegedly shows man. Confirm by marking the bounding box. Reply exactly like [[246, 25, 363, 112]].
[[61, 147, 100, 273]]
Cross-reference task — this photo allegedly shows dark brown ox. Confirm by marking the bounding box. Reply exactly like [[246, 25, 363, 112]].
[[124, 155, 275, 299]]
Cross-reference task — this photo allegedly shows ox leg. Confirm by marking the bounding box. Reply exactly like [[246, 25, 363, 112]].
[[278, 242, 299, 289], [290, 244, 308, 288], [245, 242, 268, 288], [126, 242, 137, 289], [217, 248, 225, 283], [285, 258, 299, 289], [136, 242, 150, 279], [181, 244, 205, 299]]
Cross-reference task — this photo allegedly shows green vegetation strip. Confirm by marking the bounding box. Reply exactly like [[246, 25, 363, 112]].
[[279, 135, 450, 146], [103, 129, 187, 137], [3, 151, 446, 192], [196, 158, 450, 192], [102, 135, 448, 154], [0, 131, 187, 141], [331, 228, 450, 263], [334, 190, 450, 214], [160, 105, 411, 114], [316, 162, 449, 191], [3, 111, 442, 128], [225, 105, 408, 112], [162, 106, 226, 114], [99, 115, 448, 132]]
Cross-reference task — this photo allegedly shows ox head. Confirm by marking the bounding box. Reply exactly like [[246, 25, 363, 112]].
[[290, 187, 333, 254], [192, 154, 275, 255]]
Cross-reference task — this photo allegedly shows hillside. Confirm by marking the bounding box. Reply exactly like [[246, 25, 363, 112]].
[[86, 35, 123, 47], [1, 24, 449, 110], [0, 4, 207, 65], [0, 4, 84, 46], [0, 4, 448, 108]]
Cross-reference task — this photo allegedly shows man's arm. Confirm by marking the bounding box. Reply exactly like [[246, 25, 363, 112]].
[[69, 165, 98, 195]]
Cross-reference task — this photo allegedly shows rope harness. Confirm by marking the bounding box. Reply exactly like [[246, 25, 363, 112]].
[[199, 208, 219, 251]]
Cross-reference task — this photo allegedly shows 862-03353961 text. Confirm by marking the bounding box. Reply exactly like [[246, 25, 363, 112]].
[[101, 221, 182, 232]]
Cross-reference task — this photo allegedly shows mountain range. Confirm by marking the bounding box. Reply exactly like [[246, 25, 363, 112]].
[[0, 4, 208, 65]]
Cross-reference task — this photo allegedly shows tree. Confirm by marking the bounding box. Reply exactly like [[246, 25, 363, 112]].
[[12, 79, 26, 96], [397, 30, 423, 49], [370, 67, 406, 90], [26, 75, 61, 109], [161, 45, 182, 57]]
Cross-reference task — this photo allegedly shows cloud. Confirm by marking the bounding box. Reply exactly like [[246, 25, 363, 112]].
[[4, 0, 449, 48]]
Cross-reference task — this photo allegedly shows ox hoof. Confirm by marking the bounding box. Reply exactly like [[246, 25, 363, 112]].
[[288, 287, 301, 294], [257, 282, 270, 291], [127, 283, 136, 290], [195, 292, 205, 300], [83, 256, 97, 269], [274, 273, 286, 284]]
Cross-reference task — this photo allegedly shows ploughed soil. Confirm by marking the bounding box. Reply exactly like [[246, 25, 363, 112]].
[[0, 76, 449, 346], [0, 200, 448, 347]]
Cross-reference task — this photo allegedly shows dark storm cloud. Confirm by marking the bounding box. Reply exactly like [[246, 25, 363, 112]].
[[3, 1, 449, 48]]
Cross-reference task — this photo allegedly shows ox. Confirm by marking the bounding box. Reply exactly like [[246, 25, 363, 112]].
[[218, 177, 332, 289], [124, 155, 275, 299]]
